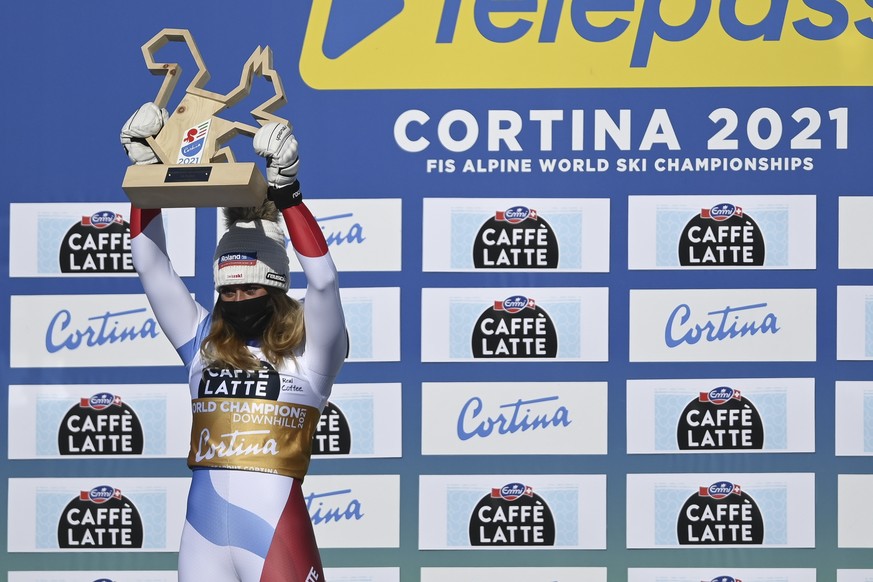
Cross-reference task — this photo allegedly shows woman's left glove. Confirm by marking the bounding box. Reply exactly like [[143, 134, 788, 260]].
[[120, 102, 168, 165], [253, 122, 299, 187]]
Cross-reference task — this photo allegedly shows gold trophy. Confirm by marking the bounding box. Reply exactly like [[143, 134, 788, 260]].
[[122, 29, 288, 208]]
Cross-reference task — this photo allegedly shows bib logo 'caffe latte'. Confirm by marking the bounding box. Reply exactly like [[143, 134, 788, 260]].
[[678, 203, 765, 266], [677, 387, 764, 450], [469, 483, 556, 546], [198, 362, 281, 400], [472, 296, 558, 358], [677, 481, 764, 545], [58, 486, 144, 548], [58, 393, 144, 455], [473, 206, 559, 269], [60, 211, 133, 273]]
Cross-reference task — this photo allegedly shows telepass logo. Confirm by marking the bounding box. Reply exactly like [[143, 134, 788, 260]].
[[302, 0, 873, 88]]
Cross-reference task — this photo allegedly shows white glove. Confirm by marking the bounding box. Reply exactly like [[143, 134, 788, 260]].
[[253, 122, 299, 189], [120, 102, 168, 165]]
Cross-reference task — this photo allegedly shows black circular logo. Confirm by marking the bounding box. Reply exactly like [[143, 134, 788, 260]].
[[473, 207, 559, 269], [59, 211, 133, 273], [312, 402, 352, 455], [677, 387, 764, 450], [677, 481, 764, 545], [58, 393, 144, 455], [469, 483, 556, 546], [58, 486, 144, 548], [472, 296, 558, 358], [678, 203, 765, 266]]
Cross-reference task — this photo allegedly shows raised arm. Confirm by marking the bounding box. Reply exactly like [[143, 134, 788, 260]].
[[283, 201, 346, 376], [123, 104, 208, 354], [129, 205, 208, 351], [254, 123, 347, 378]]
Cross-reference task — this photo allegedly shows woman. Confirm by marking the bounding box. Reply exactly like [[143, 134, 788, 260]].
[[122, 103, 347, 582]]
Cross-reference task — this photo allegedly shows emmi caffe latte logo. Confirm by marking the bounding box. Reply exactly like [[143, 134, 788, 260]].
[[60, 211, 133, 273], [677, 481, 764, 545], [472, 296, 558, 358], [58, 393, 145, 455], [469, 482, 556, 545], [58, 485, 144, 548], [473, 206, 559, 269], [678, 203, 765, 266], [677, 386, 764, 450]]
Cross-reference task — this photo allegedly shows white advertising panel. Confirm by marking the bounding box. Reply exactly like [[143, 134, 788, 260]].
[[629, 288, 817, 362], [9, 203, 196, 277], [421, 567, 608, 582], [315, 383, 402, 458], [10, 294, 182, 368], [836, 286, 873, 361], [325, 568, 400, 582], [217, 199, 402, 272], [628, 195, 816, 269], [421, 287, 609, 362], [838, 474, 873, 547], [626, 473, 816, 548], [305, 474, 400, 548], [628, 569, 817, 582], [324, 287, 399, 362], [835, 381, 873, 456], [422, 197, 610, 272], [421, 381, 607, 455], [838, 570, 873, 582], [627, 378, 815, 453], [8, 384, 191, 459], [419, 474, 606, 550], [839, 196, 873, 269], [8, 573, 178, 582], [7, 478, 189, 552]]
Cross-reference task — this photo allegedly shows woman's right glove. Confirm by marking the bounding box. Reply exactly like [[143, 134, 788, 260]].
[[120, 102, 168, 165]]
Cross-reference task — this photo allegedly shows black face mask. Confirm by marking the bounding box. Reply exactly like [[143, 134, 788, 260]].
[[219, 294, 273, 338]]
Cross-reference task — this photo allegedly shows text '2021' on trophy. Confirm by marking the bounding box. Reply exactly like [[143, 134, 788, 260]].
[[121, 28, 290, 208]]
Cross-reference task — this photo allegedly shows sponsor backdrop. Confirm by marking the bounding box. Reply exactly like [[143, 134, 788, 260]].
[[2, 1, 872, 580]]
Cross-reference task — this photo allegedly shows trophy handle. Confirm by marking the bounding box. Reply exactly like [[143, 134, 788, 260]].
[[208, 45, 292, 162], [140, 28, 291, 164]]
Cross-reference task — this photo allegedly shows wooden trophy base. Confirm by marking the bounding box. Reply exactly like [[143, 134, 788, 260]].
[[122, 162, 267, 208]]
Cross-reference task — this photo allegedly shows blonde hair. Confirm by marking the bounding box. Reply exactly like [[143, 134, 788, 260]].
[[201, 288, 304, 370]]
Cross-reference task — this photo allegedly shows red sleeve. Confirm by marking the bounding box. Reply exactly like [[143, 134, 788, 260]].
[[280, 203, 328, 258], [130, 206, 162, 238]]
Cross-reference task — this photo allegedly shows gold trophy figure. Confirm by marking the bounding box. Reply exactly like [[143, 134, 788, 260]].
[[122, 29, 289, 208]]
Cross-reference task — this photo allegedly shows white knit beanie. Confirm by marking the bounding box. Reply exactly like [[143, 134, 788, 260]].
[[213, 205, 290, 291]]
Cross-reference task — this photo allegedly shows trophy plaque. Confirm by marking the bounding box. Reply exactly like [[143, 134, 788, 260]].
[[122, 29, 289, 208]]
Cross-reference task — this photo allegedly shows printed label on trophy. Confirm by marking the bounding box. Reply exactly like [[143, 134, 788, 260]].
[[176, 120, 211, 164]]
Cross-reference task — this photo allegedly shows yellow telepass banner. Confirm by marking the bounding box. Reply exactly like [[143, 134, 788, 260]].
[[301, 0, 873, 89]]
